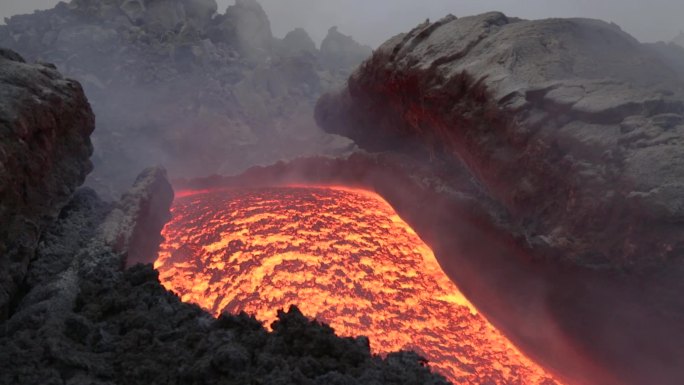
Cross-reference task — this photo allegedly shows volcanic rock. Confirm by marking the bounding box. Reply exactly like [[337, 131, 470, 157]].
[[0, 0, 367, 199], [317, 12, 684, 270], [0, 49, 94, 319], [102, 166, 174, 266]]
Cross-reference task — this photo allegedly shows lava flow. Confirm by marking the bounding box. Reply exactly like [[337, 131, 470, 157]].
[[155, 186, 559, 384]]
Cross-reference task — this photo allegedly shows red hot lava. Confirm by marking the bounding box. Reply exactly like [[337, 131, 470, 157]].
[[155, 186, 560, 384]]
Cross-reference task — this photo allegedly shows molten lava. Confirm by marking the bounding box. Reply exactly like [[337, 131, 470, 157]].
[[156, 186, 559, 384]]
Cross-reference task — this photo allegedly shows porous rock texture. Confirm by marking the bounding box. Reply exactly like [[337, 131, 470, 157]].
[[315, 13, 684, 385], [0, 0, 367, 199], [0, 49, 94, 319]]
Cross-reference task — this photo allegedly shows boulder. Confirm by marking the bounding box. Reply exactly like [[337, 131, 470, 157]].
[[0, 49, 94, 319], [317, 12, 684, 270]]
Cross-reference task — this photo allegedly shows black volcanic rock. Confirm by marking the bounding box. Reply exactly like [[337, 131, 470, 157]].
[[0, 49, 94, 319]]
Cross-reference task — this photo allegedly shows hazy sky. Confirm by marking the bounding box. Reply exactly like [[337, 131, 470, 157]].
[[1, 0, 682, 47]]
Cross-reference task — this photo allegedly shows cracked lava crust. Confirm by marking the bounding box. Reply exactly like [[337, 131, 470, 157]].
[[155, 186, 559, 384]]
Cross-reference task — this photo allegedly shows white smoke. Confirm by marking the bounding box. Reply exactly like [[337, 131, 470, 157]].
[[2, 0, 683, 46]]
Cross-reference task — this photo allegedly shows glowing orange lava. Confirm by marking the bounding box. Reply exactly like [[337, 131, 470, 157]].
[[155, 186, 559, 384]]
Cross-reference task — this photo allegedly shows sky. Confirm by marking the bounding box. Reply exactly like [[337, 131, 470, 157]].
[[1, 0, 682, 47]]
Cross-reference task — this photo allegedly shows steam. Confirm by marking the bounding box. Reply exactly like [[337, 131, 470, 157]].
[[240, 0, 684, 47], [2, 0, 683, 45], [242, 0, 684, 46]]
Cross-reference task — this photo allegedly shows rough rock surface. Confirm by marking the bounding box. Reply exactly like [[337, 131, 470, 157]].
[[0, 49, 94, 319], [0, 166, 449, 385], [105, 167, 174, 266], [317, 12, 684, 270], [0, 0, 368, 199]]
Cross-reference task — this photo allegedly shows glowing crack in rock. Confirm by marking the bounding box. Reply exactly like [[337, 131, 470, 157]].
[[155, 186, 560, 384]]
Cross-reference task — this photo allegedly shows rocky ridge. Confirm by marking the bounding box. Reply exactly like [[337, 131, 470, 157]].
[[0, 0, 370, 199]]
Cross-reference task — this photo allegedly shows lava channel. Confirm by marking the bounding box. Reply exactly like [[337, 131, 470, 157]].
[[155, 186, 560, 384]]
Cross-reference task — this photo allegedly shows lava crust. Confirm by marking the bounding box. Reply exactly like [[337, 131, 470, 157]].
[[156, 186, 559, 384]]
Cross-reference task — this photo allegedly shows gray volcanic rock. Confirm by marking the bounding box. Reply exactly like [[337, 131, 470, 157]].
[[0, 49, 94, 319], [317, 12, 684, 270], [0, 0, 367, 199], [315, 13, 684, 385]]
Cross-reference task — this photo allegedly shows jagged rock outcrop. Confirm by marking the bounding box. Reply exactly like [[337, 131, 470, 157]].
[[0, 0, 369, 199], [317, 12, 684, 270], [0, 49, 94, 319]]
